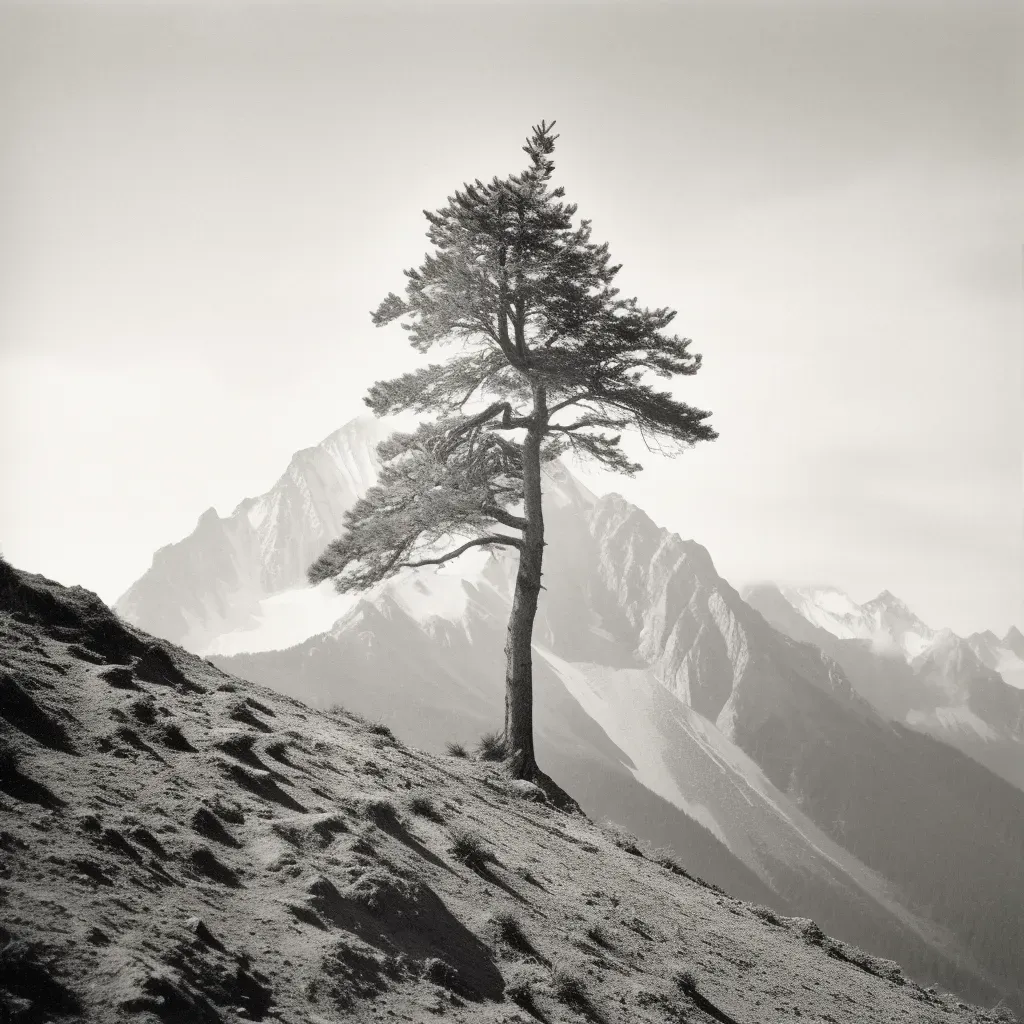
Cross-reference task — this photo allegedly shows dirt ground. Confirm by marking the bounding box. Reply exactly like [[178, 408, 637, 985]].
[[0, 564, 1016, 1024]]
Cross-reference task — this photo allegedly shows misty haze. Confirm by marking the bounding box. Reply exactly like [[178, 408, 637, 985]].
[[1, 3, 1021, 1023]]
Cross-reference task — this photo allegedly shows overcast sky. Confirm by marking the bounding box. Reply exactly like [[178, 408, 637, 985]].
[[1, 0, 1021, 635]]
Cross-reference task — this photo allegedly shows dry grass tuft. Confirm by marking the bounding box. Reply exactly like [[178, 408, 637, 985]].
[[408, 794, 443, 822], [475, 731, 506, 762], [584, 922, 613, 949], [489, 910, 540, 960], [448, 827, 493, 870], [750, 904, 784, 927], [504, 963, 544, 1017], [551, 965, 592, 1012], [674, 969, 698, 996], [367, 721, 399, 745], [607, 826, 645, 857], [445, 741, 468, 758]]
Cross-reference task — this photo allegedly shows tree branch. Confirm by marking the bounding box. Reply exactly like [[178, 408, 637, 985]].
[[547, 392, 594, 416], [398, 534, 522, 569], [484, 504, 528, 530]]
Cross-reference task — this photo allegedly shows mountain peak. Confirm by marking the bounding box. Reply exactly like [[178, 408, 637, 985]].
[[1003, 625, 1024, 659], [968, 629, 1001, 646], [196, 506, 222, 528]]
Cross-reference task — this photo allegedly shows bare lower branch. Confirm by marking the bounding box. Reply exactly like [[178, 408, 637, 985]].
[[398, 534, 522, 569], [484, 504, 528, 530]]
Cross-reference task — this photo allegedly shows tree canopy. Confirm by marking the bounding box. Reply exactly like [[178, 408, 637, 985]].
[[308, 121, 716, 594]]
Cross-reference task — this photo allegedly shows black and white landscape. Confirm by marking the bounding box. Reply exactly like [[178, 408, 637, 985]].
[[1, 2, 1020, 1022]]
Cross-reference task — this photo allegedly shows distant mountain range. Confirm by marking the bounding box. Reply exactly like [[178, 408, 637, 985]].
[[743, 584, 1024, 789], [115, 415, 1024, 1014]]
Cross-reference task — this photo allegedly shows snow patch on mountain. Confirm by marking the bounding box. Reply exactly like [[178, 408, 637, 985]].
[[203, 581, 359, 657], [778, 585, 934, 658]]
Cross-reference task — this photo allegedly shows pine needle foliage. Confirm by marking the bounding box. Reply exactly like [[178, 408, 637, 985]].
[[308, 121, 716, 780], [308, 121, 715, 593]]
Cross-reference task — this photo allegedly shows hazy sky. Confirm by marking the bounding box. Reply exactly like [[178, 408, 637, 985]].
[[1, 1, 1021, 635]]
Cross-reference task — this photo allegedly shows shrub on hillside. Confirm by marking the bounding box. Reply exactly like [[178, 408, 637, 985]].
[[551, 966, 592, 1011], [449, 828, 492, 871], [408, 794, 443, 822], [475, 731, 505, 761]]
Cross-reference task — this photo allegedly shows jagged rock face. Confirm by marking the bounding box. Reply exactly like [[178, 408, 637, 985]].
[[115, 416, 391, 650], [580, 495, 742, 720], [540, 493, 865, 746], [969, 626, 1024, 690]]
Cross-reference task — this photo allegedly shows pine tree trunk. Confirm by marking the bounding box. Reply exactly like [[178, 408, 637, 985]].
[[502, 389, 546, 779]]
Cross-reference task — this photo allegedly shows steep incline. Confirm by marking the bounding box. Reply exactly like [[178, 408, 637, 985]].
[[221, 486, 1024, 1012], [7, 561, 1011, 1024]]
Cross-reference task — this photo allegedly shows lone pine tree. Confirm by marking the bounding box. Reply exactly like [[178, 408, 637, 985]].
[[308, 122, 716, 792]]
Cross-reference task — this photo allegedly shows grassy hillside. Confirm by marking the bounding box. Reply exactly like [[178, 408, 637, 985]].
[[0, 561, 1016, 1024]]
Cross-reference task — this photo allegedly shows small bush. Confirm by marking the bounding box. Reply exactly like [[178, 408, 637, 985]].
[[608, 827, 644, 857], [653, 850, 686, 874], [368, 722, 396, 742], [584, 922, 612, 949], [445, 741, 468, 758], [475, 731, 506, 762], [551, 966, 590, 1009], [265, 739, 292, 763], [422, 957, 463, 993], [449, 827, 492, 870], [358, 796, 401, 830], [504, 963, 542, 1015], [408, 794, 443, 822], [674, 970, 698, 997], [160, 723, 195, 752], [490, 911, 535, 957], [750, 904, 783, 926]]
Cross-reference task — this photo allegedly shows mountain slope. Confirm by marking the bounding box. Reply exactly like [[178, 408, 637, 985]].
[[8, 562, 1013, 1024], [968, 627, 1024, 691], [744, 584, 1024, 790], [219, 482, 1024, 1013], [115, 416, 392, 651]]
